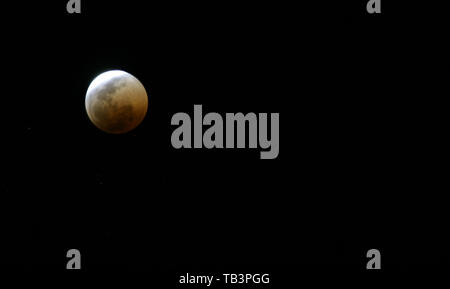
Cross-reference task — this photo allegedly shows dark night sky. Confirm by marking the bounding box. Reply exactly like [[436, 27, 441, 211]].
[[1, 0, 448, 285]]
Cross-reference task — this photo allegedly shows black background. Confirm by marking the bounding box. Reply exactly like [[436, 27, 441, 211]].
[[1, 0, 448, 286]]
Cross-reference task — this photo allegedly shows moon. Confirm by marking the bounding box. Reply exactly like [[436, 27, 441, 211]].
[[85, 70, 148, 134]]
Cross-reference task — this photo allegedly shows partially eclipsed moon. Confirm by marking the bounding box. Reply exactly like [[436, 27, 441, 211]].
[[85, 70, 148, 134]]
